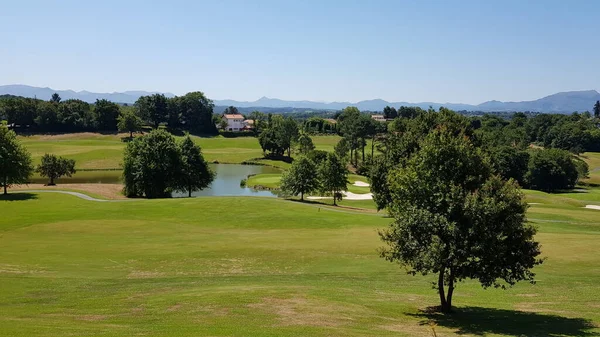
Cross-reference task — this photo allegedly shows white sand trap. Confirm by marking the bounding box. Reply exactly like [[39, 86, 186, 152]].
[[307, 191, 373, 201], [353, 181, 370, 187], [585, 205, 600, 210], [528, 202, 542, 205]]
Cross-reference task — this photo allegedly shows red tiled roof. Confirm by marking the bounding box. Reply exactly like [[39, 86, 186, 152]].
[[224, 114, 244, 119]]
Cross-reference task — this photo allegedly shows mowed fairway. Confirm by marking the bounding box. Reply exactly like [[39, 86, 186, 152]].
[[18, 133, 342, 171], [1, 194, 600, 336]]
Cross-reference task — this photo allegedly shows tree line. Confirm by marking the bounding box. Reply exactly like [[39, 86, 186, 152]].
[[0, 92, 218, 135]]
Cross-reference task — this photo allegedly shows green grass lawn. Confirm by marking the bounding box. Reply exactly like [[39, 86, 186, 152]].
[[246, 173, 282, 189], [1, 192, 599, 336], [17, 133, 342, 181]]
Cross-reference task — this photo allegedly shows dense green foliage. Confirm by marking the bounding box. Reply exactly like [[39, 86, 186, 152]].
[[318, 153, 348, 205], [279, 156, 319, 200], [296, 131, 315, 155], [0, 125, 33, 194], [123, 130, 184, 198], [123, 130, 214, 198], [117, 108, 143, 138], [380, 130, 542, 312], [0, 92, 217, 134], [176, 136, 215, 197], [36, 154, 76, 185], [526, 149, 579, 192], [258, 115, 298, 157]]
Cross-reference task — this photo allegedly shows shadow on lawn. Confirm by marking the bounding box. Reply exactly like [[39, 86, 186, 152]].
[[410, 306, 599, 336], [0, 193, 38, 201]]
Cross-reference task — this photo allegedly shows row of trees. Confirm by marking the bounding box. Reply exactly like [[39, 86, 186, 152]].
[[0, 92, 218, 135], [279, 153, 348, 204], [1, 125, 77, 193], [123, 130, 214, 198]]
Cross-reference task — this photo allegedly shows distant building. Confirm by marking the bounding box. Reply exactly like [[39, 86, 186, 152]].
[[371, 114, 386, 122], [242, 119, 254, 131], [223, 114, 245, 131]]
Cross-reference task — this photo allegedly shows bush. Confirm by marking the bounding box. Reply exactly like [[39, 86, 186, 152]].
[[525, 149, 579, 192]]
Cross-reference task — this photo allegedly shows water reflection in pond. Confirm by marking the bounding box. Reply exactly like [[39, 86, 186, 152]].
[[172, 164, 280, 198], [30, 164, 281, 197]]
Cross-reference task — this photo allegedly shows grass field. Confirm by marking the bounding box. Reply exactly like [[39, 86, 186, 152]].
[[18, 133, 342, 170], [1, 192, 599, 336]]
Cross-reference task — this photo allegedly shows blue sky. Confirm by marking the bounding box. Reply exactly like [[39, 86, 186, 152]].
[[1, 0, 599, 104]]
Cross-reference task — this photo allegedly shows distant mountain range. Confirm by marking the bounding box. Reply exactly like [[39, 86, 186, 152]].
[[0, 85, 176, 105], [1, 84, 599, 113]]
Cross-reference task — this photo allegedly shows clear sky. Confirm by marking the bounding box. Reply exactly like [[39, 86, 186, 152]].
[[1, 0, 599, 104]]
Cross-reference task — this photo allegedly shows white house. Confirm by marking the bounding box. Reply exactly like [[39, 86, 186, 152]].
[[371, 114, 386, 122], [223, 114, 245, 131]]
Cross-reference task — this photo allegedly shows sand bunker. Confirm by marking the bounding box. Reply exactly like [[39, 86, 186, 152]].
[[585, 205, 600, 210], [352, 181, 370, 187]]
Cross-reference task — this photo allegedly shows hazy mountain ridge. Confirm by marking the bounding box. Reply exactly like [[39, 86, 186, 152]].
[[0, 85, 175, 104], [1, 85, 599, 112]]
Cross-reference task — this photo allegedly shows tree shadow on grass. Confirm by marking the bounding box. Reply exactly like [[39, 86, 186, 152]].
[[409, 306, 599, 336], [0, 193, 38, 201]]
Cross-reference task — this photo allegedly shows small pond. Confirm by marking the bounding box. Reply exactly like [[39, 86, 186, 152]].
[[172, 164, 280, 198], [32, 164, 281, 197]]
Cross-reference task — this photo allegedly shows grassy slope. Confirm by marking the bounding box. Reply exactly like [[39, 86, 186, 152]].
[[19, 133, 341, 169], [1, 193, 599, 336]]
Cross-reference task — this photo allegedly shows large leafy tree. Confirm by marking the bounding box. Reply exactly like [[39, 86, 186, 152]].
[[176, 136, 215, 197], [318, 153, 348, 206], [176, 92, 217, 134], [280, 156, 319, 201], [135, 94, 168, 129], [249, 110, 266, 134], [0, 125, 33, 194], [296, 131, 315, 155], [122, 129, 182, 198], [488, 146, 529, 186], [57, 99, 93, 131], [117, 108, 142, 138], [94, 99, 120, 131], [383, 106, 397, 119], [379, 130, 542, 313], [526, 148, 579, 192], [35, 102, 59, 131], [36, 154, 76, 185]]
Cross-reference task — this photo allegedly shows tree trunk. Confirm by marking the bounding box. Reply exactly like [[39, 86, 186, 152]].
[[49, 176, 55, 186], [332, 190, 337, 206], [301, 191, 304, 201], [188, 186, 192, 198], [3, 176, 7, 195], [371, 135, 375, 158], [130, 130, 133, 138], [446, 270, 455, 311], [437, 268, 454, 313], [438, 268, 447, 312], [362, 144, 365, 162]]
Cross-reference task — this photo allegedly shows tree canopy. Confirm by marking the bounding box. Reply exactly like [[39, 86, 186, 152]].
[[176, 135, 215, 197], [318, 153, 348, 206], [36, 154, 76, 185], [379, 130, 543, 312], [280, 156, 319, 201], [0, 125, 33, 194], [123, 130, 183, 198]]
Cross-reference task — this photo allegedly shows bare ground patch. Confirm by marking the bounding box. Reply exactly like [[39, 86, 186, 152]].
[[248, 296, 372, 327], [126, 270, 166, 279]]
